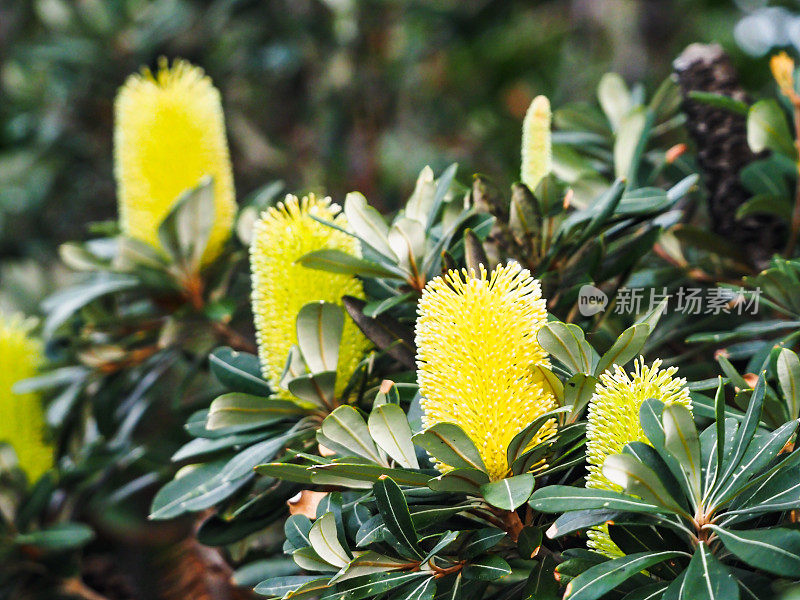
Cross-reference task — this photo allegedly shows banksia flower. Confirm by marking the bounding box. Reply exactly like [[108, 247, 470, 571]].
[[416, 262, 556, 481], [250, 194, 369, 399], [0, 314, 52, 481], [115, 58, 236, 264], [521, 95, 552, 191], [771, 51, 796, 99], [585, 357, 691, 556]]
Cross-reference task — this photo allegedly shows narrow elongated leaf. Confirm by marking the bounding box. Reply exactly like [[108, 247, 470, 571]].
[[254, 576, 326, 596], [14, 523, 95, 552], [546, 509, 621, 539], [662, 404, 702, 503], [321, 406, 384, 464], [462, 555, 511, 581], [479, 474, 535, 510], [157, 178, 215, 268], [709, 526, 800, 578], [320, 572, 427, 600], [296, 302, 344, 374], [778, 349, 800, 421], [373, 477, 423, 557], [288, 371, 336, 408], [310, 463, 432, 487], [298, 249, 402, 279], [714, 374, 766, 497], [529, 486, 664, 514], [427, 468, 489, 494], [368, 404, 419, 468], [506, 407, 569, 466], [412, 422, 486, 472], [564, 551, 685, 600], [680, 542, 739, 600], [329, 551, 411, 584], [206, 393, 304, 430], [595, 324, 650, 376], [223, 430, 302, 481]]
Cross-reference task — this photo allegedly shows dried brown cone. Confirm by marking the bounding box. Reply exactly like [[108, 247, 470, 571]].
[[673, 43, 786, 269]]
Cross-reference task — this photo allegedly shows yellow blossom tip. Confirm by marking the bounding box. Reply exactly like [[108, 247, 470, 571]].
[[771, 51, 796, 98], [521, 95, 552, 192], [114, 58, 235, 265], [585, 356, 691, 557], [250, 194, 369, 400], [416, 262, 556, 481], [0, 313, 53, 482]]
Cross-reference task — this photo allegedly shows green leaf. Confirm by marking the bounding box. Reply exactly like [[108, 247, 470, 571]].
[[778, 349, 800, 421], [564, 374, 598, 421], [427, 468, 489, 494], [362, 293, 415, 318], [687, 91, 748, 115], [564, 551, 686, 600], [462, 555, 511, 581], [662, 404, 702, 503], [480, 474, 535, 510], [525, 554, 560, 600], [709, 526, 800, 578], [614, 107, 652, 184], [209, 347, 270, 396], [516, 526, 542, 560], [223, 430, 303, 481], [529, 486, 664, 514], [309, 513, 350, 568], [310, 463, 432, 488], [537, 321, 596, 375], [598, 72, 631, 131], [296, 302, 344, 374], [254, 575, 328, 597], [294, 546, 340, 572], [287, 371, 337, 408], [714, 374, 766, 497], [368, 404, 419, 469], [14, 522, 94, 552], [464, 528, 507, 559], [320, 572, 427, 600], [396, 576, 436, 600], [546, 509, 621, 539], [298, 249, 402, 279], [506, 407, 570, 467], [150, 461, 246, 520], [157, 177, 216, 268], [595, 324, 649, 376], [602, 454, 687, 515], [747, 99, 796, 158], [285, 514, 313, 551], [321, 406, 384, 464], [681, 542, 739, 600], [42, 273, 140, 337], [206, 393, 305, 430], [256, 462, 314, 484], [373, 477, 423, 558], [412, 422, 486, 472], [388, 217, 426, 273], [329, 551, 411, 584], [344, 191, 395, 259]]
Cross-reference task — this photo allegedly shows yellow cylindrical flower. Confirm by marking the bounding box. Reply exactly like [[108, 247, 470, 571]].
[[521, 95, 552, 191], [416, 262, 556, 481], [250, 194, 369, 399], [115, 58, 236, 264], [585, 357, 691, 556], [771, 51, 796, 99], [0, 314, 53, 482]]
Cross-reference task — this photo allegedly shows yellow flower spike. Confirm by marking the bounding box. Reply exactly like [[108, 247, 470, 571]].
[[250, 194, 369, 399], [0, 314, 53, 482], [771, 51, 796, 99], [585, 357, 691, 557], [114, 58, 236, 265], [416, 262, 557, 481], [521, 95, 552, 191]]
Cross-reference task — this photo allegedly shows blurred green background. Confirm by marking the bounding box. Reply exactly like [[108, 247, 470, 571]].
[[0, 0, 788, 311]]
